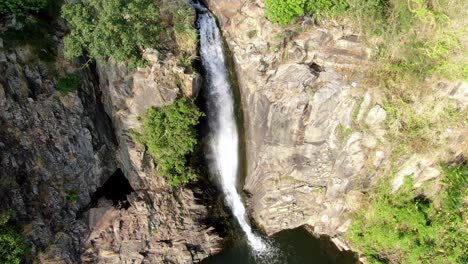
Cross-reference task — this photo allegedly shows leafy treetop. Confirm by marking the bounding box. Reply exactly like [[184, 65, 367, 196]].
[[133, 98, 203, 187]]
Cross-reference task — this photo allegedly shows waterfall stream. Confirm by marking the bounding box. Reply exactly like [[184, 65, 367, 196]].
[[195, 3, 267, 253]]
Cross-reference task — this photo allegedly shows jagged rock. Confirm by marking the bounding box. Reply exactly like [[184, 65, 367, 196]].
[[207, 0, 380, 239], [0, 5, 221, 263]]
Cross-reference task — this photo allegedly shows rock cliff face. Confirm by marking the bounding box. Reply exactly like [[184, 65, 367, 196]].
[[0, 11, 220, 264], [207, 0, 467, 247]]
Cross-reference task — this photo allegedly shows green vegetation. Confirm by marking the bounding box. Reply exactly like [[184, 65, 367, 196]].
[[62, 0, 197, 69], [56, 74, 81, 94], [66, 190, 79, 203], [337, 124, 353, 145], [347, 163, 468, 263], [132, 98, 203, 187], [265, 0, 307, 25], [0, 0, 48, 16], [266, 0, 467, 157], [265, 0, 348, 24], [0, 212, 28, 264]]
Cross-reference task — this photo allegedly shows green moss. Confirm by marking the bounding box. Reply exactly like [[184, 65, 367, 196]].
[[66, 190, 79, 203], [347, 163, 468, 263], [56, 74, 81, 94]]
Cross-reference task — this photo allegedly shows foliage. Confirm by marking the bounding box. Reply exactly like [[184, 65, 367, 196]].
[[62, 0, 163, 68], [133, 98, 203, 187], [265, 0, 307, 25], [347, 163, 468, 263], [56, 74, 81, 94], [265, 0, 349, 24], [66, 190, 79, 203], [0, 0, 48, 16], [305, 0, 349, 19], [336, 124, 353, 145], [170, 2, 198, 55], [62, 0, 198, 69], [0, 212, 28, 264]]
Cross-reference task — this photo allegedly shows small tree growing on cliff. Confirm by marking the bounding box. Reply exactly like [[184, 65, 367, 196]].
[[0, 212, 28, 264], [0, 0, 48, 16], [133, 98, 203, 187]]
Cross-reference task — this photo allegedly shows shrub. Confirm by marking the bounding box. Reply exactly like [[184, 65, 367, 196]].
[[62, 0, 163, 68], [305, 0, 349, 18], [347, 163, 468, 263], [133, 98, 203, 187], [265, 0, 307, 25], [62, 0, 198, 69], [0, 0, 48, 16], [56, 74, 81, 94], [0, 212, 28, 264], [66, 190, 79, 203], [171, 2, 198, 54], [265, 0, 349, 24]]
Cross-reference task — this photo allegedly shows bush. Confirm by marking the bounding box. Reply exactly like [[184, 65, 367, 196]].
[[0, 212, 28, 264], [133, 98, 203, 187], [265, 0, 349, 25], [265, 0, 307, 25], [0, 0, 48, 16], [347, 163, 468, 263], [62, 0, 163, 68], [56, 74, 81, 94], [62, 0, 198, 69], [305, 0, 349, 18]]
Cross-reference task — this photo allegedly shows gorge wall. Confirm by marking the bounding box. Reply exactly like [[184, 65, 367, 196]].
[[206, 0, 467, 249], [0, 6, 221, 263]]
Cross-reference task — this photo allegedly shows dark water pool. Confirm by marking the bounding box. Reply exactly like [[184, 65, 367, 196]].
[[201, 227, 358, 264]]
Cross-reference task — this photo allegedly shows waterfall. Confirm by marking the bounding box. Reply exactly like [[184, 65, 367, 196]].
[[195, 3, 267, 252]]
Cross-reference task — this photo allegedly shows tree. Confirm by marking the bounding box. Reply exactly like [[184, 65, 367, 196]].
[[0, 213, 28, 264], [0, 0, 48, 16], [61, 0, 198, 69]]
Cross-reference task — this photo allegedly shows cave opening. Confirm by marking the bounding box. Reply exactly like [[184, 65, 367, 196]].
[[90, 169, 134, 209]]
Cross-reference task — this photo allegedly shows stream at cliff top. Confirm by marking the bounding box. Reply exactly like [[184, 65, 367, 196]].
[[195, 2, 358, 263]]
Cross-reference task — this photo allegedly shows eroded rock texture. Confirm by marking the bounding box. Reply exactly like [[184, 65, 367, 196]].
[[207, 0, 377, 239], [208, 1, 467, 248], [0, 8, 220, 264]]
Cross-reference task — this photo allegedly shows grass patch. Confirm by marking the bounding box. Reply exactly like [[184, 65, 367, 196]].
[[337, 124, 353, 145], [56, 74, 81, 94], [347, 162, 468, 263]]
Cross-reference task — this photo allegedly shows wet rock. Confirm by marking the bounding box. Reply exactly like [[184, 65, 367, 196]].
[[209, 0, 380, 240]]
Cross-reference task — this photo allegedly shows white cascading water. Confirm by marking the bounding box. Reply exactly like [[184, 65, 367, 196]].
[[195, 3, 267, 252]]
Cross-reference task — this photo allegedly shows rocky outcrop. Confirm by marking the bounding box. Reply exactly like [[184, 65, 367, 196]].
[[207, 0, 467, 247], [86, 50, 221, 263], [207, 0, 379, 239], [0, 8, 221, 263], [0, 40, 117, 262]]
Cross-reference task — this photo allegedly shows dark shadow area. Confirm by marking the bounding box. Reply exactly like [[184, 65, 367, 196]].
[[90, 169, 134, 209], [202, 226, 359, 264]]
